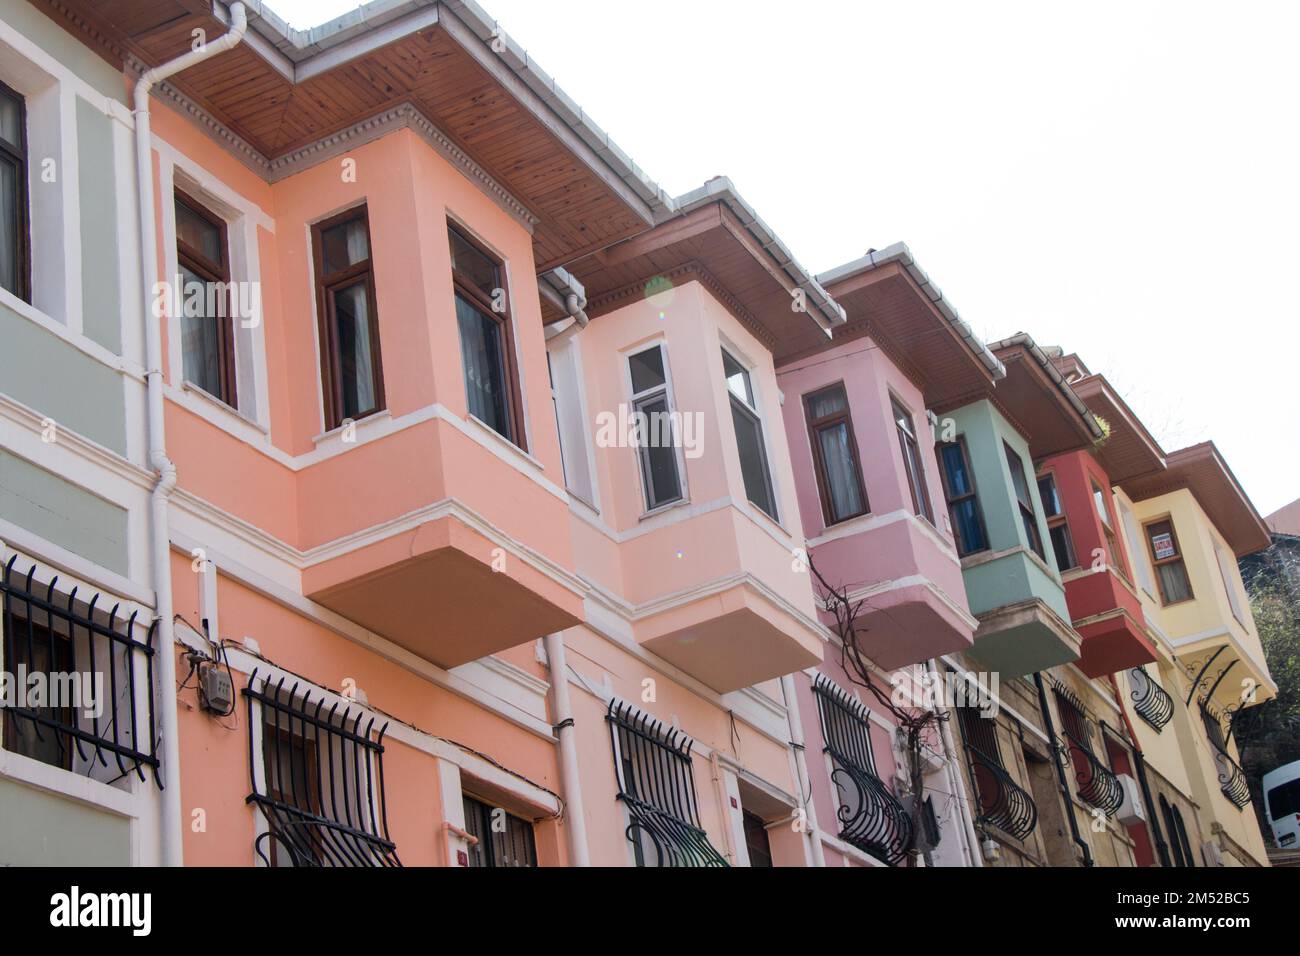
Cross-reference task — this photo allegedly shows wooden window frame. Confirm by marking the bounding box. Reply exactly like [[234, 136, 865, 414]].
[[1004, 441, 1045, 561], [462, 792, 538, 868], [1036, 470, 1078, 572], [1091, 479, 1130, 581], [1143, 517, 1195, 607], [627, 342, 685, 513], [175, 189, 238, 408], [891, 397, 934, 523], [937, 437, 988, 557], [450, 223, 526, 451], [0, 80, 30, 303], [311, 206, 385, 432], [803, 382, 869, 526]]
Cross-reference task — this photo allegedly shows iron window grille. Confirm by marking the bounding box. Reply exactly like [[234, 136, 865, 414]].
[[1128, 666, 1174, 731], [0, 556, 159, 785], [811, 675, 913, 865], [605, 699, 727, 867], [954, 703, 1037, 840], [1051, 680, 1123, 816], [1199, 700, 1250, 810], [244, 670, 400, 867]]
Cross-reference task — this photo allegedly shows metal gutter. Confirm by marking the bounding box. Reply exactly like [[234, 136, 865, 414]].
[[672, 177, 846, 333], [817, 242, 1006, 380], [987, 332, 1104, 440]]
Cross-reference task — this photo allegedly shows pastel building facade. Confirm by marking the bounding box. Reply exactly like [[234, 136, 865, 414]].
[[0, 0, 1280, 870]]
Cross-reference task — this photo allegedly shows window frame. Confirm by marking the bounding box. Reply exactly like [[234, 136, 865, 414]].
[[937, 437, 989, 557], [0, 79, 30, 303], [722, 347, 778, 521], [449, 222, 526, 450], [1091, 479, 1130, 580], [626, 341, 687, 514], [891, 396, 934, 524], [174, 188, 239, 408], [461, 791, 538, 868], [803, 382, 869, 526], [311, 205, 386, 432], [1036, 470, 1078, 572], [1143, 517, 1195, 607], [1003, 441, 1045, 561]]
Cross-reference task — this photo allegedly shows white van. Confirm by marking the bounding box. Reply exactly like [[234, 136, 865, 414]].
[[1263, 760, 1300, 849]]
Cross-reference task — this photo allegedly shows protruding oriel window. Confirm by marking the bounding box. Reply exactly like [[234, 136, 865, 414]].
[[722, 349, 777, 520], [312, 207, 385, 430], [0, 81, 29, 301], [804, 383, 868, 525]]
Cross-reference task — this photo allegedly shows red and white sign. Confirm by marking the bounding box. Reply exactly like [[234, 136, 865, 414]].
[[1152, 533, 1177, 560]]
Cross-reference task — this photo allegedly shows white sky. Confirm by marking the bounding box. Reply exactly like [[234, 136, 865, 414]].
[[267, 0, 1300, 516]]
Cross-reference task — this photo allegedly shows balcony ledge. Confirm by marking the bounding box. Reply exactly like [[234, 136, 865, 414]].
[[969, 597, 1081, 678]]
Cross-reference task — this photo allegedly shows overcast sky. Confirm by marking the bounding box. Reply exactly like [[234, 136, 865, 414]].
[[268, 1, 1300, 517]]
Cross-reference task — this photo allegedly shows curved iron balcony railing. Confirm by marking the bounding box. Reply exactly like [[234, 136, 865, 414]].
[[825, 746, 915, 866], [966, 746, 1038, 840], [1061, 734, 1123, 816], [1128, 667, 1174, 731], [1212, 750, 1251, 810]]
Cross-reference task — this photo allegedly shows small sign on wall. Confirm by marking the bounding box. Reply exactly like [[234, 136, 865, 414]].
[[1152, 532, 1177, 560]]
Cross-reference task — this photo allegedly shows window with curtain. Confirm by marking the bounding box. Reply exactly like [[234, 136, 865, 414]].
[[892, 398, 933, 523], [804, 383, 867, 525], [451, 224, 523, 448], [312, 207, 384, 429], [175, 191, 237, 407], [0, 81, 28, 301], [1037, 471, 1077, 572], [1144, 519, 1194, 605], [722, 349, 777, 520], [628, 344, 683, 511], [1004, 442, 1045, 561], [938, 439, 988, 556]]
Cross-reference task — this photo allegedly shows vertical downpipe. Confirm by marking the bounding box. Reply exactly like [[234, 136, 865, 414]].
[[543, 632, 591, 866]]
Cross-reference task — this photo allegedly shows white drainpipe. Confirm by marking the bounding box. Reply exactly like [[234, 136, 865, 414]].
[[781, 674, 826, 866], [543, 633, 591, 866], [132, 2, 248, 867]]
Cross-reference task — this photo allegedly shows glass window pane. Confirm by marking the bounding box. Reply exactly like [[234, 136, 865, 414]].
[[941, 443, 973, 496], [448, 227, 499, 299], [0, 90, 21, 149], [1038, 475, 1063, 518], [1093, 484, 1112, 527], [628, 346, 666, 394], [0, 157, 17, 295], [1005, 444, 1032, 507], [722, 351, 753, 406], [456, 293, 511, 440], [321, 216, 369, 274], [732, 400, 775, 518], [634, 395, 681, 508], [179, 264, 224, 398], [175, 197, 223, 264], [1050, 523, 1078, 571], [952, 498, 987, 554], [818, 421, 864, 522], [334, 281, 378, 420], [807, 384, 847, 420], [891, 399, 915, 438], [1157, 561, 1193, 603]]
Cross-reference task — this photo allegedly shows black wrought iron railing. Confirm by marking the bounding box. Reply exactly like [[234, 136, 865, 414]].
[[955, 706, 1037, 840], [812, 675, 913, 865], [606, 699, 727, 867], [244, 670, 400, 867], [1128, 666, 1174, 731], [1052, 681, 1122, 816], [1211, 749, 1251, 810], [0, 555, 159, 785]]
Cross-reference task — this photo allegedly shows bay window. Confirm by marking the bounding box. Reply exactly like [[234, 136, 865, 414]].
[[804, 383, 867, 525]]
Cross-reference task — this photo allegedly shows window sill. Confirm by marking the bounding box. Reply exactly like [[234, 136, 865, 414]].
[[638, 497, 690, 522], [181, 380, 268, 435], [311, 408, 391, 446], [466, 413, 546, 472]]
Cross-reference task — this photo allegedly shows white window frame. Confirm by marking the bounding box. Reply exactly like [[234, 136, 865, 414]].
[[1213, 538, 1247, 626], [546, 333, 599, 512], [1118, 496, 1155, 598], [623, 339, 688, 516], [720, 343, 779, 523]]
